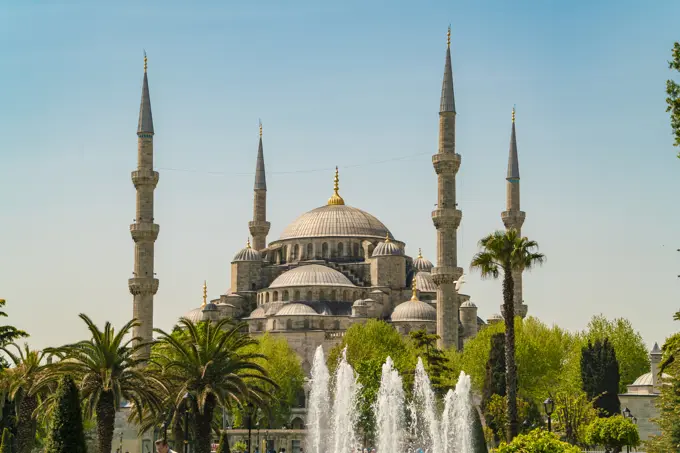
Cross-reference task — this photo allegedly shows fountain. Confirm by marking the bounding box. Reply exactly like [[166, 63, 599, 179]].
[[306, 345, 477, 453]]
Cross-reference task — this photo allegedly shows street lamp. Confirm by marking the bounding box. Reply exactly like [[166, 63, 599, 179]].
[[543, 397, 555, 433], [622, 407, 635, 453], [183, 393, 192, 453]]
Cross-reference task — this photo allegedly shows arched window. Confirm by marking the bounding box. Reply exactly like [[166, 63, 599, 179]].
[[266, 293, 270, 303], [257, 322, 263, 332], [337, 242, 344, 257], [322, 243, 329, 258], [353, 291, 358, 300], [306, 291, 313, 301], [273, 291, 279, 302], [342, 290, 348, 301], [303, 319, 310, 329], [307, 243, 313, 259], [320, 320, 325, 330], [283, 290, 289, 301], [333, 320, 340, 330], [291, 417, 304, 430], [293, 244, 299, 261], [319, 290, 326, 301], [353, 243, 359, 257], [286, 319, 293, 330], [272, 319, 277, 330], [294, 388, 306, 408], [251, 282, 256, 290], [294, 290, 301, 301], [330, 290, 337, 301]]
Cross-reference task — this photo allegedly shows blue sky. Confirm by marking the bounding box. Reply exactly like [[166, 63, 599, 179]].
[[0, 0, 678, 352]]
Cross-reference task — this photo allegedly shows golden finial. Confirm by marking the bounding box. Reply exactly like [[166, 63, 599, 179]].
[[411, 278, 418, 301], [143, 50, 147, 73], [512, 105, 516, 123], [259, 119, 262, 138], [246, 238, 251, 249], [202, 281, 207, 307], [447, 25, 451, 48], [327, 166, 345, 206], [384, 233, 391, 243], [417, 248, 423, 259]]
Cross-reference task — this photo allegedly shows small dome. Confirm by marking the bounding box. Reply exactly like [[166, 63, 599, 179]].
[[631, 372, 671, 386], [353, 299, 368, 307], [415, 272, 438, 293], [372, 237, 404, 257], [203, 302, 218, 312], [460, 300, 477, 308], [248, 307, 266, 319], [391, 299, 436, 322], [489, 313, 503, 320], [232, 240, 262, 262], [413, 249, 434, 272], [275, 303, 318, 316], [269, 264, 355, 289]]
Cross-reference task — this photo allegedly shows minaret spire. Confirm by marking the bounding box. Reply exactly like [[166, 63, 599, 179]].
[[249, 120, 271, 251], [327, 166, 345, 206], [501, 106, 527, 318], [432, 26, 463, 350], [129, 53, 160, 358]]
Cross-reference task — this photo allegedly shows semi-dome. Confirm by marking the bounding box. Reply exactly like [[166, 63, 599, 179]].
[[183, 307, 204, 323], [415, 272, 437, 293], [413, 249, 434, 272], [275, 303, 318, 316], [279, 205, 393, 241], [248, 307, 266, 319], [372, 236, 404, 257], [232, 239, 262, 262], [269, 264, 355, 289]]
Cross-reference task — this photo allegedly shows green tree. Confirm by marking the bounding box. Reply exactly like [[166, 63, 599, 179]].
[[0, 300, 28, 351], [1, 343, 49, 453], [647, 353, 680, 452], [583, 315, 649, 392], [470, 229, 545, 442], [0, 428, 13, 453], [471, 407, 489, 453], [581, 339, 621, 417], [42, 315, 164, 453], [585, 415, 640, 453], [482, 333, 506, 405], [44, 376, 86, 453], [153, 317, 275, 453], [666, 42, 680, 152], [495, 428, 581, 453], [552, 391, 598, 445], [215, 430, 231, 453], [409, 330, 451, 398]]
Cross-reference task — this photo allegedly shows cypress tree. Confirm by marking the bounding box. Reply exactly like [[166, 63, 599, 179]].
[[472, 406, 490, 453], [216, 430, 231, 453], [45, 376, 87, 453], [1, 428, 13, 453], [581, 338, 621, 417], [482, 333, 506, 408]]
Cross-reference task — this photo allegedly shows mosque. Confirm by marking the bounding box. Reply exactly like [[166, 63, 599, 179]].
[[127, 28, 529, 374]]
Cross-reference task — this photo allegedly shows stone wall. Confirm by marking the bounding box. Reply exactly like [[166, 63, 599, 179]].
[[618, 394, 660, 441]]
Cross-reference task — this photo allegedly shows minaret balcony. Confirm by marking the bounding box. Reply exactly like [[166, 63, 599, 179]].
[[501, 210, 526, 230], [131, 169, 159, 189], [128, 277, 159, 295], [432, 153, 461, 174], [431, 209, 462, 229], [431, 266, 463, 285], [248, 220, 271, 236], [130, 223, 160, 242]]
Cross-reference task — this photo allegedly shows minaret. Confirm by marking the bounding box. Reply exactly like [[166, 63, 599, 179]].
[[432, 27, 464, 350], [650, 342, 662, 387], [128, 53, 160, 358], [249, 121, 270, 251], [501, 107, 528, 318]]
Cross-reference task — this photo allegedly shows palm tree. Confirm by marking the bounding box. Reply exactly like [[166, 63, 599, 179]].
[[41, 314, 165, 453], [470, 229, 545, 442], [0, 344, 48, 453], [153, 317, 276, 453], [0, 299, 28, 349]]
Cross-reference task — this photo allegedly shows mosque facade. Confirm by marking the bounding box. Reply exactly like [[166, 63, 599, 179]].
[[129, 26, 527, 419]]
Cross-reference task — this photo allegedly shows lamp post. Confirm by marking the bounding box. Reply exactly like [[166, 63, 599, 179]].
[[543, 397, 555, 433], [247, 403, 254, 453], [183, 393, 192, 453], [622, 407, 634, 453]]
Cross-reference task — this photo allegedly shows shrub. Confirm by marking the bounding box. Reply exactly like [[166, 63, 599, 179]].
[[585, 415, 640, 452], [495, 428, 581, 453], [44, 376, 87, 453]]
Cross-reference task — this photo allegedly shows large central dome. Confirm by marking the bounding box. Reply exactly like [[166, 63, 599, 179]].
[[278, 204, 393, 241]]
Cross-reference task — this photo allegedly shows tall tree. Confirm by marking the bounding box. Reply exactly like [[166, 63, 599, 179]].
[[41, 315, 164, 453], [482, 333, 506, 406], [44, 376, 87, 453], [583, 315, 649, 392], [1, 343, 49, 453], [646, 356, 680, 453], [153, 317, 275, 453], [470, 229, 545, 441], [666, 42, 680, 153], [409, 330, 452, 398], [580, 339, 621, 417]]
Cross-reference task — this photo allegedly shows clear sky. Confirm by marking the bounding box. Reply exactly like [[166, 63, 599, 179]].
[[0, 0, 678, 352]]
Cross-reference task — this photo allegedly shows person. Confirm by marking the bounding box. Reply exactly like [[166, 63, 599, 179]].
[[155, 439, 178, 453]]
